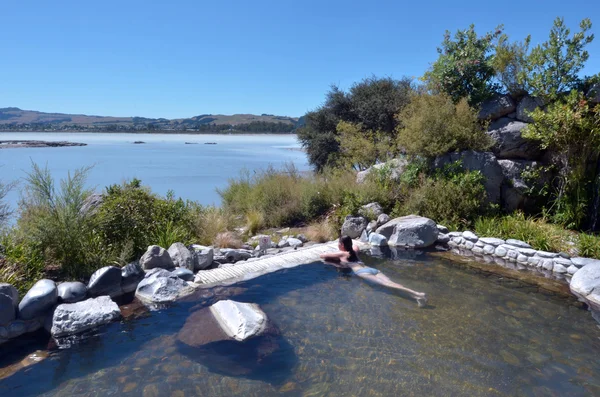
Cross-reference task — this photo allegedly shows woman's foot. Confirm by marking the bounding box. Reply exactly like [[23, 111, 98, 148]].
[[415, 293, 428, 308]]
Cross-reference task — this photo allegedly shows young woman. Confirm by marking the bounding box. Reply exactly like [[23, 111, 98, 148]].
[[320, 235, 428, 307]]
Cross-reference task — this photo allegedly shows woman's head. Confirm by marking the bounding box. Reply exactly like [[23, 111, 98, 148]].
[[338, 235, 353, 252]]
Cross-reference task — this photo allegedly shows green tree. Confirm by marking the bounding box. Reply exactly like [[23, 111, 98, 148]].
[[396, 93, 492, 157], [492, 34, 531, 97], [423, 25, 503, 107], [335, 121, 396, 171], [524, 17, 594, 100]]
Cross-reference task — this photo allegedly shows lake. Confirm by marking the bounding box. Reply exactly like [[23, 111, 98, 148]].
[[0, 132, 309, 212]]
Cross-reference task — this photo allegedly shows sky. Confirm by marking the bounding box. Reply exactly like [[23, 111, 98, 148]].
[[1, 0, 599, 119]]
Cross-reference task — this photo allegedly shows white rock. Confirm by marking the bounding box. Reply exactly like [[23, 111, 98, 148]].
[[465, 241, 474, 250], [483, 245, 495, 255], [542, 260, 554, 271], [528, 256, 540, 266], [286, 238, 303, 248], [571, 257, 600, 268], [494, 246, 508, 257], [535, 251, 558, 259], [368, 233, 388, 247], [517, 248, 537, 257], [472, 246, 484, 255], [376, 215, 438, 248], [517, 254, 528, 264], [462, 231, 479, 242], [553, 264, 568, 274], [567, 265, 579, 275], [51, 296, 121, 338], [209, 300, 267, 342], [479, 237, 505, 246], [505, 239, 531, 249]]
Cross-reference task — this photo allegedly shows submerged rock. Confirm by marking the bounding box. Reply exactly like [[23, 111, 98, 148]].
[[140, 245, 175, 270], [51, 296, 121, 338], [18, 279, 58, 321], [57, 282, 87, 303], [375, 215, 438, 248], [368, 233, 388, 247]]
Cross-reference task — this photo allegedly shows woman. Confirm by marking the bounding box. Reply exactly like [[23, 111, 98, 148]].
[[320, 235, 428, 307]]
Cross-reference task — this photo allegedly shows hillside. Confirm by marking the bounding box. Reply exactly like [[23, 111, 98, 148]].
[[0, 107, 300, 132]]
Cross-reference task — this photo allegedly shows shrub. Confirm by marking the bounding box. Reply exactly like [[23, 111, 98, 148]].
[[0, 231, 45, 295], [245, 209, 265, 236], [0, 178, 15, 228], [576, 233, 600, 259], [397, 93, 493, 157], [474, 213, 572, 253], [214, 232, 242, 249], [193, 206, 235, 246], [492, 34, 531, 97], [423, 24, 502, 106], [306, 219, 336, 243], [396, 168, 488, 230], [335, 121, 397, 171]]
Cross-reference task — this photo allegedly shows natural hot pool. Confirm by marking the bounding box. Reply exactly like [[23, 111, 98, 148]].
[[1, 251, 600, 396]]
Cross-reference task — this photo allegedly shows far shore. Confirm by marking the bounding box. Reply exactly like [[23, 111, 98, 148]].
[[0, 140, 87, 149]]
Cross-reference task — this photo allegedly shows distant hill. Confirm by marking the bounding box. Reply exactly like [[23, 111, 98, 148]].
[[0, 107, 300, 133]]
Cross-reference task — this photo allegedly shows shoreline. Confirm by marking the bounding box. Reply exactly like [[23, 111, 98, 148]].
[[0, 140, 87, 149]]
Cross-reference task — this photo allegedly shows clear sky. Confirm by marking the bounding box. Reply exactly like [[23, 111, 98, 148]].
[[1, 0, 598, 119]]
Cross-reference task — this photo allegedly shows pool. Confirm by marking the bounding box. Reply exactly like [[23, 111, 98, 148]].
[[1, 251, 600, 396]]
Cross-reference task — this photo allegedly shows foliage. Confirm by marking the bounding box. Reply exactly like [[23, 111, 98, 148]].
[[335, 121, 396, 170], [192, 206, 235, 246], [0, 178, 15, 228], [576, 233, 600, 259], [423, 24, 502, 106], [305, 219, 337, 243], [245, 209, 265, 236], [492, 34, 531, 97], [0, 231, 45, 295], [523, 90, 600, 229], [214, 232, 242, 249], [474, 213, 573, 253], [395, 165, 488, 230], [298, 77, 413, 171], [396, 94, 493, 157], [152, 220, 190, 249], [524, 17, 594, 100]]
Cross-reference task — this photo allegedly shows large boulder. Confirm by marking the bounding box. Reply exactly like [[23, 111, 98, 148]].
[[486, 118, 541, 160], [375, 215, 438, 248], [433, 151, 504, 203], [168, 243, 194, 271], [51, 296, 121, 338], [87, 266, 123, 298], [135, 272, 192, 305], [0, 284, 19, 325], [341, 216, 368, 239], [498, 159, 548, 212], [18, 279, 58, 320], [570, 263, 600, 312], [57, 282, 87, 303], [121, 262, 145, 293], [478, 94, 516, 120], [140, 245, 175, 270], [190, 246, 214, 270], [516, 96, 545, 123], [356, 158, 408, 184], [210, 300, 268, 342], [359, 202, 383, 219]]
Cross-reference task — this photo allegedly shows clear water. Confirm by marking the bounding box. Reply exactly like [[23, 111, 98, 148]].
[[0, 132, 308, 210], [1, 252, 599, 396]]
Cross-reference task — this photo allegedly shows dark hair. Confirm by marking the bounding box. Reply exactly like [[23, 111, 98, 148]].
[[339, 235, 359, 262]]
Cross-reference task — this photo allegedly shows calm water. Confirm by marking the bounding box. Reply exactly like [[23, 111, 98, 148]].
[[0, 132, 308, 210], [1, 252, 599, 396]]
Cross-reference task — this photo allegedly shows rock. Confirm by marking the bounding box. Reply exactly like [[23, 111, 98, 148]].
[[433, 151, 504, 203], [121, 262, 145, 293], [436, 233, 450, 244], [436, 224, 449, 234], [462, 231, 478, 242], [478, 94, 516, 120], [277, 237, 289, 248], [136, 274, 192, 305], [528, 256, 540, 266], [0, 284, 19, 325], [494, 246, 508, 257], [209, 300, 268, 342], [368, 233, 388, 247], [517, 248, 537, 256], [296, 234, 308, 243], [191, 247, 214, 271], [286, 238, 303, 248], [587, 83, 600, 104], [51, 296, 121, 338], [567, 265, 579, 275], [223, 249, 252, 263], [375, 215, 438, 248], [359, 202, 383, 219], [570, 263, 600, 311], [505, 239, 531, 249], [465, 241, 475, 250], [542, 260, 554, 271], [571, 257, 600, 268], [18, 279, 58, 321], [499, 159, 548, 212], [172, 268, 194, 282], [57, 282, 87, 303], [356, 158, 408, 184], [366, 220, 378, 232], [536, 251, 558, 259], [79, 193, 103, 216], [139, 245, 175, 270], [483, 245, 495, 255], [87, 266, 123, 298], [377, 213, 391, 227], [168, 243, 194, 271], [8, 320, 27, 339], [341, 216, 368, 239], [517, 254, 529, 263], [516, 96, 545, 123], [487, 118, 541, 160], [553, 264, 568, 274], [472, 246, 484, 255]]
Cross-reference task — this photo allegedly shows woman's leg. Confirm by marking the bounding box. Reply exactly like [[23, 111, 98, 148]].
[[357, 272, 428, 307]]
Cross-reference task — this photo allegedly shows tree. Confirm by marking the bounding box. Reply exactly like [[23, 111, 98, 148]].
[[423, 25, 503, 107], [335, 121, 395, 171], [492, 34, 531, 97], [524, 17, 594, 100]]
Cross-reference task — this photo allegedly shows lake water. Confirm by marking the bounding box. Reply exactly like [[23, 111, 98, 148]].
[[1, 251, 599, 396], [0, 132, 309, 212]]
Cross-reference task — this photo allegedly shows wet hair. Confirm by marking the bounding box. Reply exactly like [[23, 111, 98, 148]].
[[339, 235, 359, 262]]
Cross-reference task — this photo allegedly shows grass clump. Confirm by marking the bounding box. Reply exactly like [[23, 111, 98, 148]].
[[305, 219, 337, 243]]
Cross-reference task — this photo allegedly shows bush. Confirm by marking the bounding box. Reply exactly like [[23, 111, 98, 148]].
[[335, 121, 397, 171], [0, 178, 15, 228], [397, 93, 493, 157], [0, 231, 45, 295], [306, 219, 337, 243], [192, 206, 235, 246], [492, 34, 531, 97], [395, 167, 488, 230], [577, 233, 600, 259], [474, 213, 572, 253]]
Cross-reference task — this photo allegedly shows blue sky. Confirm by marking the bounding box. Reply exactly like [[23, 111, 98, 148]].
[[1, 0, 598, 118]]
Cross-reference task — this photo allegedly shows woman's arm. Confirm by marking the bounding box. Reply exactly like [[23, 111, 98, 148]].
[[319, 251, 348, 261]]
